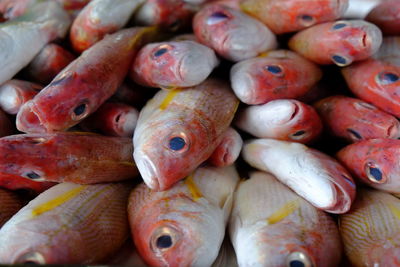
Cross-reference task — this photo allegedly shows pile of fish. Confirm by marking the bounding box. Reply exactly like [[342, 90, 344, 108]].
[[0, 0, 399, 266]]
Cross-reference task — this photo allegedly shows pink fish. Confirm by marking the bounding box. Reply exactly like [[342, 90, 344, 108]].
[[366, 0, 400, 35], [208, 127, 243, 167]]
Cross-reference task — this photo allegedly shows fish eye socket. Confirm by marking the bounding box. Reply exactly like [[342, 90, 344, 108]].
[[331, 55, 349, 66], [376, 72, 399, 85], [23, 171, 44, 181], [207, 11, 229, 25], [365, 162, 386, 184], [71, 102, 89, 121], [150, 226, 179, 253], [332, 22, 348, 30], [290, 130, 308, 141], [297, 14, 315, 26], [265, 65, 283, 75], [286, 252, 313, 267]]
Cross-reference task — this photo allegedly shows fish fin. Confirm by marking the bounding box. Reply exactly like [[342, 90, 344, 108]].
[[266, 200, 299, 225], [184, 173, 203, 201]]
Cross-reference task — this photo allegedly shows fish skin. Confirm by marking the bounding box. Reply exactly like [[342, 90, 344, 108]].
[[0, 1, 71, 85], [339, 188, 400, 267], [230, 171, 342, 267], [289, 20, 382, 66], [240, 0, 348, 34], [128, 165, 239, 267], [314, 95, 400, 143], [366, 0, 400, 35], [337, 138, 400, 194], [70, 0, 145, 53], [342, 58, 400, 118], [0, 182, 132, 264], [25, 43, 76, 85], [133, 79, 239, 191], [242, 139, 356, 213], [80, 102, 139, 137], [230, 50, 322, 105], [193, 3, 277, 62], [208, 127, 243, 167], [0, 132, 137, 184], [16, 27, 160, 134], [0, 188, 23, 228], [0, 173, 56, 194], [0, 79, 42, 115], [131, 40, 219, 89], [235, 99, 323, 144]]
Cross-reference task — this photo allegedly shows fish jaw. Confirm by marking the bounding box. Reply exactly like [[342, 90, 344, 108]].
[[134, 150, 161, 190], [16, 101, 48, 133]]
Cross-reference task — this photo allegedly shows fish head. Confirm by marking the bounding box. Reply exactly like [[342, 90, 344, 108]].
[[134, 117, 211, 191]]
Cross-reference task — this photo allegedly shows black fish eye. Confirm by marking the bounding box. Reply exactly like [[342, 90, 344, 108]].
[[365, 162, 386, 184], [24, 171, 41, 180], [292, 130, 305, 137], [377, 72, 399, 85], [286, 251, 313, 267], [300, 15, 313, 22], [154, 47, 168, 57], [72, 102, 89, 120], [332, 55, 348, 66], [74, 104, 86, 116], [332, 23, 347, 30], [169, 136, 186, 151], [156, 235, 173, 249], [266, 65, 283, 75], [347, 129, 362, 140]]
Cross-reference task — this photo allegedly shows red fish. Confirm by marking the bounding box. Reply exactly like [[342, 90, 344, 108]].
[[208, 127, 243, 167], [342, 59, 400, 118], [240, 0, 349, 34], [0, 80, 42, 115], [0, 132, 137, 184], [337, 138, 400, 194], [16, 27, 160, 133], [366, 0, 400, 35], [289, 20, 382, 66], [80, 102, 139, 137], [25, 43, 76, 85], [193, 3, 277, 62], [0, 173, 56, 194], [315, 95, 400, 142], [230, 50, 322, 105], [0, 188, 23, 228]]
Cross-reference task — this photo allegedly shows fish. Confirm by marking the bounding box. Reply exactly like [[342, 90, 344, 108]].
[[314, 95, 400, 142], [131, 40, 219, 89], [128, 165, 239, 267], [80, 102, 139, 137], [242, 138, 356, 213], [133, 79, 239, 191], [16, 27, 160, 133], [208, 127, 243, 167], [240, 0, 349, 34], [0, 182, 132, 264], [235, 99, 323, 144], [366, 0, 400, 35], [0, 132, 138, 184], [230, 50, 322, 105], [339, 188, 400, 267], [70, 0, 145, 53], [25, 43, 76, 85], [230, 171, 342, 267], [0, 108, 13, 137], [289, 20, 382, 66], [337, 138, 400, 194], [211, 237, 238, 267], [0, 1, 71, 85], [0, 188, 23, 228], [193, 3, 277, 62], [0, 79, 42, 115], [342, 58, 400, 118]]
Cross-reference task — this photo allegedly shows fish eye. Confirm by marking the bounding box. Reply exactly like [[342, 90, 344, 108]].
[[167, 132, 190, 153], [265, 65, 283, 76], [332, 22, 348, 30], [71, 101, 89, 121], [376, 72, 399, 85], [150, 226, 180, 252], [156, 235, 173, 249], [152, 44, 173, 58], [207, 11, 229, 25], [331, 55, 350, 66], [297, 14, 315, 27], [365, 162, 386, 184], [286, 252, 313, 267], [347, 128, 362, 140], [290, 130, 307, 140], [22, 170, 45, 181]]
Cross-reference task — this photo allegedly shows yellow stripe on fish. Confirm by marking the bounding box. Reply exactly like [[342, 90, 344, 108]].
[[185, 174, 203, 201], [159, 89, 182, 110], [388, 204, 400, 220], [31, 185, 86, 218], [266, 200, 299, 225]]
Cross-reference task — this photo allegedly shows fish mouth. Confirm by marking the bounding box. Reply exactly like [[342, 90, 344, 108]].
[[360, 23, 382, 55], [269, 100, 300, 125], [230, 67, 256, 104], [134, 151, 161, 191], [16, 101, 47, 133]]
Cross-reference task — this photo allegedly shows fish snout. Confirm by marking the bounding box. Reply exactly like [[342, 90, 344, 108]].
[[134, 151, 161, 191], [16, 102, 47, 133]]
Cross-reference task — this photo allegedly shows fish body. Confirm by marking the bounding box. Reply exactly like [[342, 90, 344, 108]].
[[0, 188, 23, 228], [0, 182, 132, 264], [131, 40, 219, 89], [128, 165, 239, 267], [242, 139, 356, 213], [337, 138, 400, 193], [133, 79, 239, 191], [235, 99, 322, 144], [80, 102, 139, 137], [208, 127, 242, 167], [315, 95, 400, 142], [0, 132, 137, 184], [193, 3, 277, 62], [240, 0, 348, 34], [0, 1, 71, 85], [339, 189, 400, 267], [0, 79, 42, 115], [230, 171, 342, 267], [289, 20, 382, 66], [70, 0, 144, 52], [25, 43, 76, 85], [366, 0, 400, 35], [342, 58, 400, 117], [230, 50, 322, 105], [16, 27, 160, 133]]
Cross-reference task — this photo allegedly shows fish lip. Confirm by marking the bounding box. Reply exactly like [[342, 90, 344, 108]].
[[134, 151, 161, 191], [230, 66, 255, 104], [361, 22, 382, 55], [16, 101, 47, 133]]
